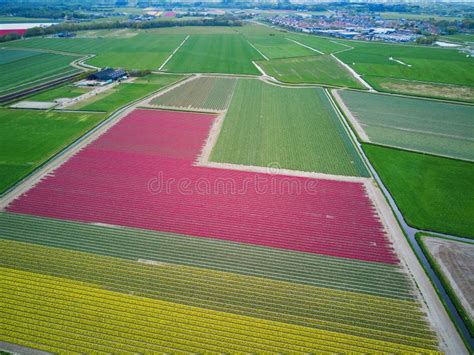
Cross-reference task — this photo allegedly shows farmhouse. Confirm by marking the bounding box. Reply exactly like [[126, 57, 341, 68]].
[[88, 68, 127, 82]]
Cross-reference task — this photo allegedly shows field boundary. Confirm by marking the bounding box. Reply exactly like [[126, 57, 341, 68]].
[[330, 54, 374, 91], [246, 40, 269, 61], [332, 89, 370, 142]]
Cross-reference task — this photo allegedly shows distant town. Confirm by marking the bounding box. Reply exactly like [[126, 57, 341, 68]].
[[267, 10, 472, 44]]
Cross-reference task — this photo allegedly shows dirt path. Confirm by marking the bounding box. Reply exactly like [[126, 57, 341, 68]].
[[332, 89, 370, 141], [330, 53, 375, 91], [247, 40, 269, 61], [158, 35, 190, 71], [56, 81, 120, 109], [286, 38, 324, 54]]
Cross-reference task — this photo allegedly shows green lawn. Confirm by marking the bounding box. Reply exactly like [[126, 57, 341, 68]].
[[164, 34, 263, 75], [0, 109, 105, 194], [0, 49, 80, 96], [211, 79, 368, 177], [26, 84, 90, 102], [259, 55, 364, 88], [74, 74, 183, 112], [336, 41, 474, 89], [4, 33, 186, 70], [339, 90, 474, 161], [364, 144, 474, 238]]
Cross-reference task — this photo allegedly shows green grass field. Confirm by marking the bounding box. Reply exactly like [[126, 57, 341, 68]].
[[72, 74, 183, 112], [163, 34, 263, 75], [336, 41, 474, 89], [339, 90, 474, 161], [260, 55, 364, 88], [0, 109, 105, 194], [26, 84, 90, 102], [150, 76, 237, 111], [239, 25, 315, 59], [4, 33, 186, 70], [0, 49, 80, 96], [211, 79, 368, 177], [364, 144, 474, 238], [286, 33, 350, 54]]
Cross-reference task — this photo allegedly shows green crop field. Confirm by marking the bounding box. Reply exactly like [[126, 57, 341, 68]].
[[339, 90, 474, 161], [150, 76, 237, 111], [335, 41, 474, 91], [0, 49, 80, 96], [364, 144, 474, 238], [259, 55, 364, 88], [3, 33, 187, 70], [163, 34, 263, 75], [72, 74, 183, 112], [211, 79, 368, 177], [0, 109, 105, 194], [26, 84, 91, 102]]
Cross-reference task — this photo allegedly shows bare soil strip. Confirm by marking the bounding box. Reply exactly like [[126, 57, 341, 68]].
[[331, 54, 375, 91], [159, 35, 190, 71], [286, 38, 324, 54], [423, 237, 474, 321]]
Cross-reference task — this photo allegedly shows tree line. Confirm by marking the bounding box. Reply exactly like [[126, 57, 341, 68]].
[[0, 17, 242, 43]]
